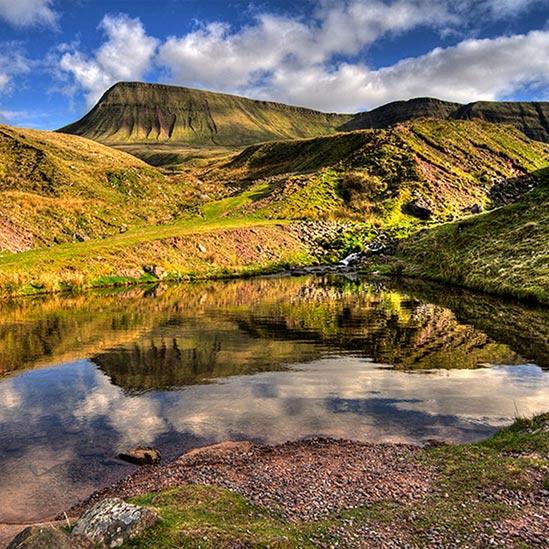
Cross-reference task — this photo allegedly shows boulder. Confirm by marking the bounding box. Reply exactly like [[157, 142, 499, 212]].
[[402, 200, 433, 220], [71, 498, 159, 548], [118, 446, 161, 465], [7, 526, 93, 549]]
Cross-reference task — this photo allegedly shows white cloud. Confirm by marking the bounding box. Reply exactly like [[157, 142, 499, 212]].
[[56, 1, 549, 112], [59, 14, 159, 106], [254, 30, 549, 111], [157, 0, 454, 93], [0, 0, 57, 27], [0, 72, 8, 91]]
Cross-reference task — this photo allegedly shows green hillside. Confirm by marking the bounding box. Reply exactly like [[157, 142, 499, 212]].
[[0, 118, 547, 300], [208, 119, 549, 224], [59, 82, 350, 147], [0, 124, 232, 252], [389, 176, 549, 303]]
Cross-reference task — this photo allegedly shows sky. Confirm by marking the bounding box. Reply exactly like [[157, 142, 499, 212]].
[[0, 0, 548, 129]]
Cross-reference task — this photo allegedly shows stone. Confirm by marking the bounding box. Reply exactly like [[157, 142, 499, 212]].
[[7, 526, 93, 549], [142, 264, 165, 278], [118, 446, 161, 465], [72, 498, 159, 548], [402, 200, 433, 220]]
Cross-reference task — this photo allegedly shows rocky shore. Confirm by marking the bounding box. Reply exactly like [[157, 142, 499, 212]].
[[4, 415, 548, 548]]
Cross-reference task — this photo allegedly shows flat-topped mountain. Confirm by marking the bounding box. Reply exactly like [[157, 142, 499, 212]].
[[59, 82, 351, 146], [343, 97, 549, 142], [60, 84, 549, 151]]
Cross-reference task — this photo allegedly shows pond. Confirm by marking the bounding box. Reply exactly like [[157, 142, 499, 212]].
[[0, 275, 547, 523]]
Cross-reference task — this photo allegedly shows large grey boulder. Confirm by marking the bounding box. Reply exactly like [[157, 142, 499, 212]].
[[72, 498, 159, 548], [7, 526, 92, 549]]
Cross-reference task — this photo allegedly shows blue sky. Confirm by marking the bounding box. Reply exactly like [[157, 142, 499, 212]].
[[0, 0, 548, 129]]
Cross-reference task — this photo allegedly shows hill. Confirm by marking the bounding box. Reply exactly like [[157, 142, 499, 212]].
[[58, 82, 351, 147], [342, 98, 549, 142], [207, 119, 549, 224], [388, 175, 549, 303], [0, 124, 209, 252]]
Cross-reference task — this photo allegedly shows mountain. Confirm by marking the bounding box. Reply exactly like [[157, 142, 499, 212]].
[[342, 97, 549, 142], [58, 82, 351, 147], [0, 124, 196, 252], [208, 119, 549, 223]]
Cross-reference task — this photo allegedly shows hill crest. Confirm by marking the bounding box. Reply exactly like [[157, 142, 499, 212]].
[[59, 82, 351, 146]]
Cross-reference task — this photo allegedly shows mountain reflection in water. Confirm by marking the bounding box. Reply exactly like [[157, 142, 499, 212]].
[[0, 275, 547, 523]]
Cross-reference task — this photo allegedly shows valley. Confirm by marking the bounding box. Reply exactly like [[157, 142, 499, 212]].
[[0, 88, 547, 301]]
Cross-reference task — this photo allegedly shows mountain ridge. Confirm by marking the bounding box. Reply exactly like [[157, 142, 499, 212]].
[[59, 83, 549, 149], [343, 97, 549, 142], [59, 82, 351, 146]]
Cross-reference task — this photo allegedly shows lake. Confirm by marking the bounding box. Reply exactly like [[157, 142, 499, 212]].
[[0, 275, 547, 523]]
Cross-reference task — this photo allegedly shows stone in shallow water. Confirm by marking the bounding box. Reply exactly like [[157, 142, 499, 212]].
[[7, 525, 93, 549], [118, 446, 161, 465], [72, 498, 159, 548]]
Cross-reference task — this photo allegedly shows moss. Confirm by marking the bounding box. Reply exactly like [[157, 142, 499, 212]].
[[126, 485, 315, 548]]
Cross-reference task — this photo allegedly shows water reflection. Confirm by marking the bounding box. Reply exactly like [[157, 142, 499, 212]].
[[0, 275, 547, 523]]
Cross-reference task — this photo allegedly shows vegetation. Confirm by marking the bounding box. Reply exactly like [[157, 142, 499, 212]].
[[122, 415, 549, 548], [210, 119, 549, 225], [0, 124, 212, 251], [342, 96, 549, 143], [0, 117, 547, 299], [59, 82, 350, 148], [389, 176, 549, 303]]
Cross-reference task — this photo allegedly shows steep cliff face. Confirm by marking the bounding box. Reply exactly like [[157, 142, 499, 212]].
[[342, 98, 549, 142], [59, 82, 351, 146]]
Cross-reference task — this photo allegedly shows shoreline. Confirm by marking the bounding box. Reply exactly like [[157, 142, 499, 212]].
[[2, 415, 548, 547]]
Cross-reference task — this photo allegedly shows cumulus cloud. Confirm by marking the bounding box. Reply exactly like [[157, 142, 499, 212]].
[[157, 0, 454, 93], [254, 30, 549, 111], [59, 14, 159, 106], [56, 1, 549, 112], [0, 0, 57, 27]]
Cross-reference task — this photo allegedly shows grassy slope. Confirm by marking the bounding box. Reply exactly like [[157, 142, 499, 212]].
[[59, 82, 351, 147], [209, 120, 549, 225], [390, 178, 549, 303], [0, 215, 313, 296], [124, 415, 549, 548], [0, 120, 547, 298], [0, 124, 206, 251]]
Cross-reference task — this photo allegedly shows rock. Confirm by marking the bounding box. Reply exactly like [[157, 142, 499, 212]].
[[402, 200, 433, 220], [72, 498, 159, 548], [142, 264, 165, 278], [7, 526, 93, 549], [118, 446, 161, 465]]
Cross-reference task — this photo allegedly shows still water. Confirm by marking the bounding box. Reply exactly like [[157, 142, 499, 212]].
[[0, 275, 547, 523]]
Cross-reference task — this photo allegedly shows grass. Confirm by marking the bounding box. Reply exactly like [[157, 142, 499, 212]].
[[121, 414, 549, 548], [60, 81, 351, 147], [209, 119, 549, 225], [387, 176, 549, 303], [1, 118, 547, 299], [0, 215, 314, 296]]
